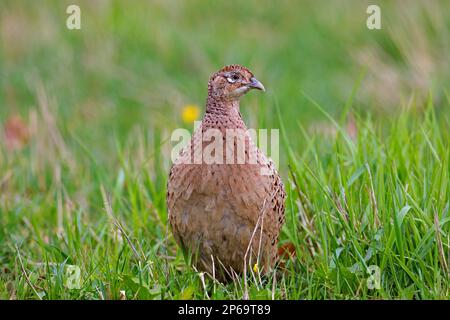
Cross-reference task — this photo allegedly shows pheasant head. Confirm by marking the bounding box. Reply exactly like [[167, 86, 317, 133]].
[[207, 64, 265, 102]]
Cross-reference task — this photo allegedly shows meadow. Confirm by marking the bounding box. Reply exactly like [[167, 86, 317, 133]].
[[0, 0, 449, 299]]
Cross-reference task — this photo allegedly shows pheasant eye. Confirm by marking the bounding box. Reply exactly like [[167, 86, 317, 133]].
[[227, 74, 240, 83]]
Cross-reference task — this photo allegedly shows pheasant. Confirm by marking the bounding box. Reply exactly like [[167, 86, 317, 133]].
[[167, 65, 285, 281]]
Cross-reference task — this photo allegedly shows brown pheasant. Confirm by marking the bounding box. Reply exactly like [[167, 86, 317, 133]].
[[167, 65, 285, 281]]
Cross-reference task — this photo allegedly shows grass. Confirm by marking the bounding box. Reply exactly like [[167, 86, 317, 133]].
[[1, 1, 450, 299], [1, 98, 449, 299]]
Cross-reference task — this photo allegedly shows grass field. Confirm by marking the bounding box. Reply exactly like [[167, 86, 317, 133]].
[[1, 1, 450, 299]]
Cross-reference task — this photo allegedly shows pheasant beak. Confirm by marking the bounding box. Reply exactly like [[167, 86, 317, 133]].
[[249, 77, 265, 92]]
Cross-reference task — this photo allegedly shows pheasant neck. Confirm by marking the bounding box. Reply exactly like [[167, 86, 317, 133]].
[[204, 97, 246, 129]]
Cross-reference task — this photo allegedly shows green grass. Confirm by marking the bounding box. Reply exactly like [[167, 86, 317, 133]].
[[1, 1, 450, 299], [1, 99, 449, 299]]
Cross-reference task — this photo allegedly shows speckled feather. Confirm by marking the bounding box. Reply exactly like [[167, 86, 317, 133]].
[[167, 65, 286, 280]]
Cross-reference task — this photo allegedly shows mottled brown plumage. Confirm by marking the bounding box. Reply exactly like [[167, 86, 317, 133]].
[[167, 65, 285, 281]]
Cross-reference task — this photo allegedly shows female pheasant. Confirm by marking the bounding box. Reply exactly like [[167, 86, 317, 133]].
[[167, 65, 285, 281]]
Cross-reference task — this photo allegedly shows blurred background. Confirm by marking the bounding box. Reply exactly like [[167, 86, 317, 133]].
[[2, 0, 450, 159], [1, 0, 450, 300]]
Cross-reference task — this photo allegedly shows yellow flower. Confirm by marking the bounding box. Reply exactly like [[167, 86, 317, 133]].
[[182, 104, 200, 124], [253, 263, 259, 273]]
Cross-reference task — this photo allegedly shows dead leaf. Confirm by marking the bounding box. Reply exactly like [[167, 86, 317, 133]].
[[3, 114, 30, 151], [278, 242, 296, 259]]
